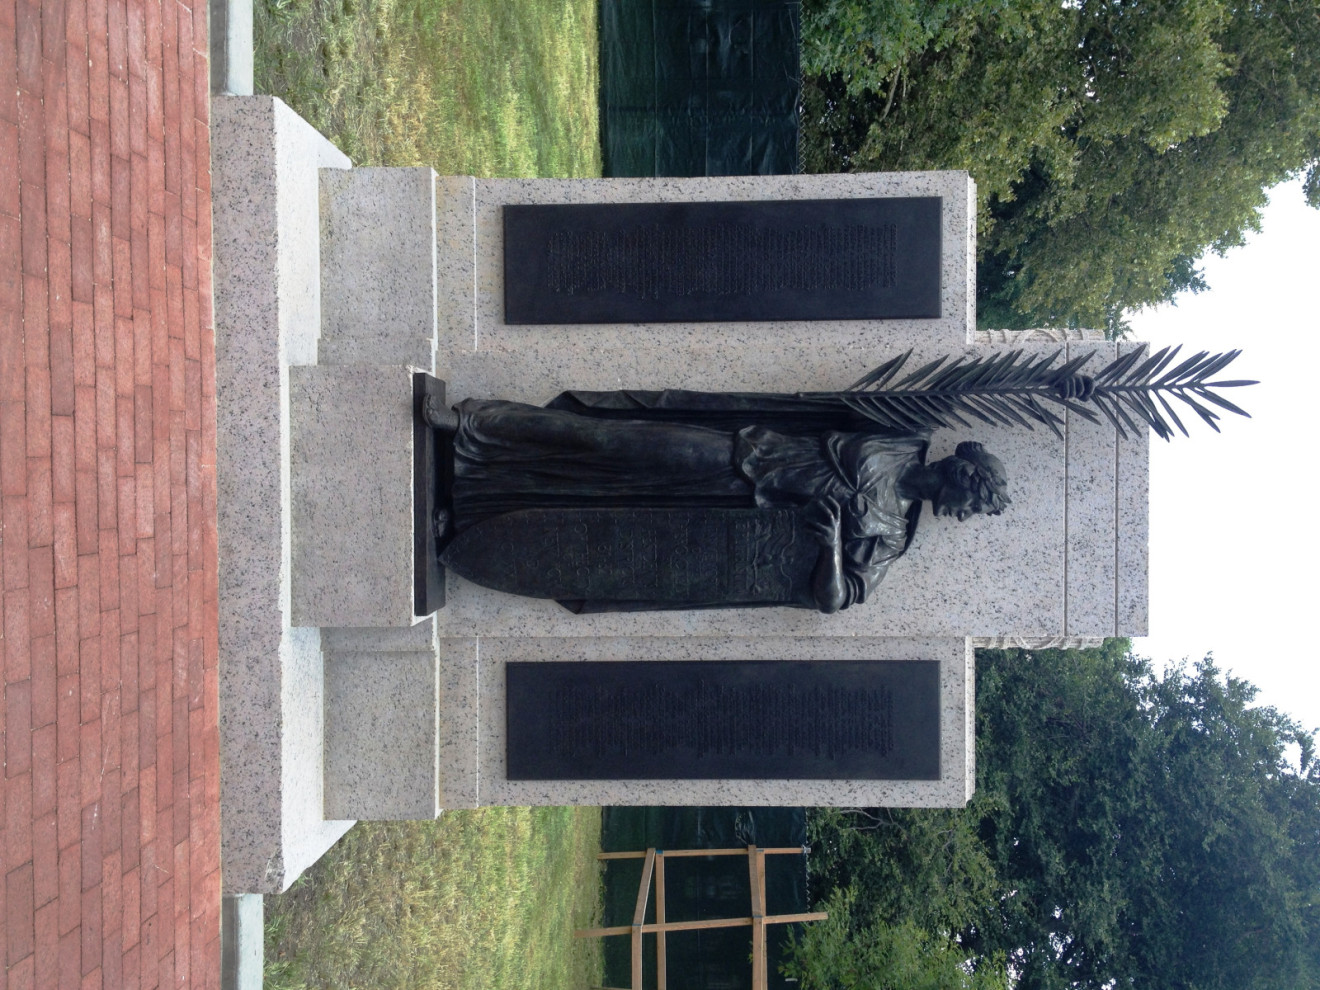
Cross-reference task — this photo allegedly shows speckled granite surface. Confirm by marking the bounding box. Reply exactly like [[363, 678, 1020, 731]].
[[438, 173, 975, 403], [289, 365, 418, 628], [212, 96, 354, 893], [319, 167, 438, 371], [465, 636, 974, 807]]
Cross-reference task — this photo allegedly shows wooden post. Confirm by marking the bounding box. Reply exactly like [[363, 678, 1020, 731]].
[[577, 912, 830, 938], [632, 849, 654, 990], [655, 851, 667, 990], [749, 844, 766, 989]]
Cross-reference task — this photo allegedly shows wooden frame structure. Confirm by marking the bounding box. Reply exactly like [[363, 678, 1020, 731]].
[[575, 845, 828, 990]]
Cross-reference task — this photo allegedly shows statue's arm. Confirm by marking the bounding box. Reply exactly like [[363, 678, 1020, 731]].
[[812, 544, 848, 614], [805, 497, 848, 614]]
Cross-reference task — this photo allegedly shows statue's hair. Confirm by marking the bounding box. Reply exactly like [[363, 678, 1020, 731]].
[[944, 441, 1011, 515]]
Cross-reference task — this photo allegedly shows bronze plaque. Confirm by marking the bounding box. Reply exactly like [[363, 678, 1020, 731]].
[[503, 198, 942, 323], [506, 660, 941, 780], [442, 507, 817, 608]]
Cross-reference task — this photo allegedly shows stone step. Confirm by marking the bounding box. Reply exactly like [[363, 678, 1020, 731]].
[[323, 622, 441, 820], [212, 95, 357, 894], [289, 364, 422, 629], [319, 167, 438, 373]]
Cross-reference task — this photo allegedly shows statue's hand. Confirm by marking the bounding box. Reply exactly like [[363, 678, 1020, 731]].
[[422, 394, 459, 432], [1054, 373, 1096, 401], [804, 496, 842, 549]]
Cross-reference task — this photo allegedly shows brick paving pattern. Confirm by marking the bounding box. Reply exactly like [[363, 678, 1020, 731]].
[[0, 0, 222, 986]]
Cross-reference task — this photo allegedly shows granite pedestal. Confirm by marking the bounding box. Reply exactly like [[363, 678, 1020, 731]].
[[211, 96, 1149, 894]]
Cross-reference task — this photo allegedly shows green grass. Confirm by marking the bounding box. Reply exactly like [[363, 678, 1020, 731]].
[[264, 807, 605, 989], [253, 0, 602, 176], [255, 8, 603, 985]]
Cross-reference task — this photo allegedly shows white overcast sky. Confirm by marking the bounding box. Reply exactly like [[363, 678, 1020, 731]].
[[1125, 177, 1320, 734]]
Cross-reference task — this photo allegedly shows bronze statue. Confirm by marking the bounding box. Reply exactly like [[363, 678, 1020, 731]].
[[425, 391, 1008, 613], [418, 344, 1252, 614]]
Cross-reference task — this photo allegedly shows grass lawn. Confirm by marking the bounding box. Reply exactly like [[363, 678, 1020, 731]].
[[264, 807, 605, 989], [254, 3, 603, 985], [254, 0, 602, 176]]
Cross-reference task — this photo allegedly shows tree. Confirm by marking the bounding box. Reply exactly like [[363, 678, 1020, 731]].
[[783, 889, 1010, 990], [973, 644, 1320, 989], [799, 642, 1320, 990], [800, 0, 1320, 330]]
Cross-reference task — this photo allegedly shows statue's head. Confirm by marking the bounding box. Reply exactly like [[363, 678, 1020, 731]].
[[930, 441, 1010, 521]]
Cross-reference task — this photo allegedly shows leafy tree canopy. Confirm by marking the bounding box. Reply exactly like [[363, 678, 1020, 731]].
[[784, 889, 1010, 990], [800, 0, 1320, 331], [799, 642, 1320, 990]]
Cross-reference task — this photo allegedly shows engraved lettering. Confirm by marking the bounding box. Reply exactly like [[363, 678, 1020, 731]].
[[506, 660, 940, 781], [545, 222, 899, 300]]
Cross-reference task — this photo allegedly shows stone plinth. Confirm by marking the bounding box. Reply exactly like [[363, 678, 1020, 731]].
[[212, 95, 355, 894], [210, 96, 1151, 896], [322, 622, 441, 819], [319, 167, 438, 371], [289, 364, 419, 628]]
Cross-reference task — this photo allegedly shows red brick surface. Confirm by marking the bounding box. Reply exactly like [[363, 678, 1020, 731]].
[[1, 0, 220, 986]]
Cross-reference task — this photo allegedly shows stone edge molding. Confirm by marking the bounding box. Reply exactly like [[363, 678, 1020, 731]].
[[212, 96, 355, 894]]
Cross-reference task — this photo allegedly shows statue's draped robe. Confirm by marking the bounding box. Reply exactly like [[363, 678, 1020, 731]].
[[441, 391, 928, 612]]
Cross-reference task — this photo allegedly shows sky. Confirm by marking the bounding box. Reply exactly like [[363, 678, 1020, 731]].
[[1125, 177, 1320, 734]]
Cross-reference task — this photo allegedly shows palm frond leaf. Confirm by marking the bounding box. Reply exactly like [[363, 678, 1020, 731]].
[[815, 345, 1252, 440], [845, 350, 911, 392], [1154, 391, 1190, 439], [893, 355, 954, 390], [1193, 387, 1252, 419]]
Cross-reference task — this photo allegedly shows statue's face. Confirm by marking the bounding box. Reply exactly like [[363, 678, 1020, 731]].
[[931, 480, 987, 522]]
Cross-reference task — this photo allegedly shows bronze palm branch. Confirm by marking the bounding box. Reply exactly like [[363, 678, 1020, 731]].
[[812, 344, 1255, 441]]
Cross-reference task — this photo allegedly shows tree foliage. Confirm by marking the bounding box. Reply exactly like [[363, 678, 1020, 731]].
[[784, 889, 1009, 990], [798, 642, 1320, 990], [800, 0, 1320, 330]]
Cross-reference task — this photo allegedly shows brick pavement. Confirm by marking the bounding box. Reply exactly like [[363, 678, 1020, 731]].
[[0, 0, 222, 986]]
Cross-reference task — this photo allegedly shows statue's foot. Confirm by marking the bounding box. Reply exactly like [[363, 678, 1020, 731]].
[[423, 395, 459, 432]]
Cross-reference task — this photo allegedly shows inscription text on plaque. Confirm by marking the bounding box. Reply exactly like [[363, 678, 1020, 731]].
[[503, 198, 942, 324], [505, 660, 941, 780]]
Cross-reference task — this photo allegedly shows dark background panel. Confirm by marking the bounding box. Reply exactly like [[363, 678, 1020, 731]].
[[412, 373, 445, 616]]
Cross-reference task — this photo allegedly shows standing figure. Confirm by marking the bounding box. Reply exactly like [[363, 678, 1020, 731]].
[[425, 390, 1009, 614]]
